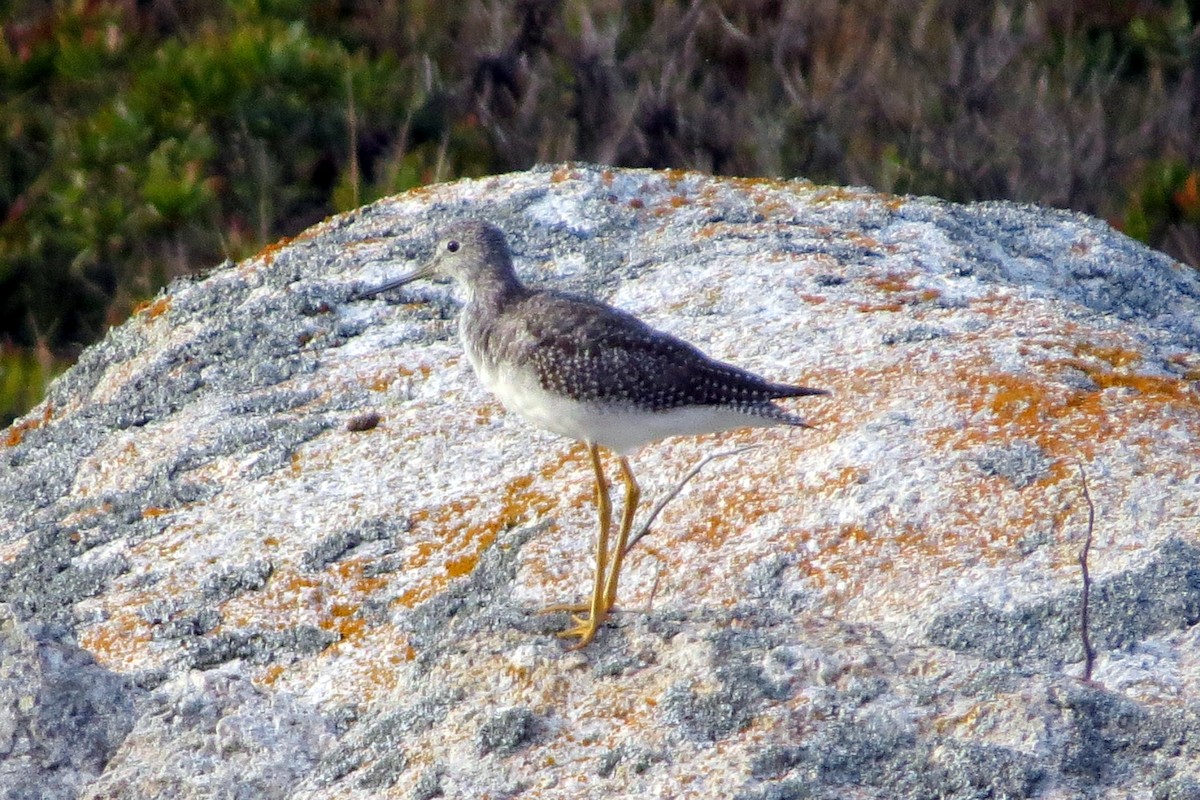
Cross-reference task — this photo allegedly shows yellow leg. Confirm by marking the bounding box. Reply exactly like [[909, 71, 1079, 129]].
[[553, 442, 612, 648], [602, 455, 640, 612]]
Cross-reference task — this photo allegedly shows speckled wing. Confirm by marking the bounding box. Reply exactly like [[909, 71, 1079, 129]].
[[507, 291, 825, 418]]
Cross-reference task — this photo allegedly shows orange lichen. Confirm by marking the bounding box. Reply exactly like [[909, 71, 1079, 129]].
[[3, 402, 53, 448], [474, 404, 499, 425], [854, 301, 906, 313], [133, 297, 171, 320], [59, 501, 115, 528], [334, 558, 389, 596], [77, 516, 423, 693], [320, 604, 367, 641], [78, 608, 153, 666], [845, 231, 882, 250], [934, 701, 992, 734], [256, 663, 287, 687], [1072, 342, 1141, 369], [684, 485, 784, 549], [255, 235, 297, 266], [796, 516, 996, 602], [753, 196, 796, 218], [551, 166, 578, 183], [393, 585, 429, 608], [789, 339, 1200, 599], [394, 469, 560, 609], [366, 363, 428, 393], [862, 273, 940, 306], [720, 175, 793, 194], [5, 423, 30, 448], [662, 168, 692, 186], [217, 569, 325, 631], [812, 185, 886, 206], [445, 553, 479, 579], [540, 443, 586, 479], [142, 506, 170, 518], [823, 466, 869, 490], [696, 180, 785, 218], [925, 344, 1200, 481]]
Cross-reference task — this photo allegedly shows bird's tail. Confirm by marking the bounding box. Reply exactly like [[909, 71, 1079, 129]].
[[756, 382, 828, 427], [751, 395, 827, 428], [771, 383, 830, 400]]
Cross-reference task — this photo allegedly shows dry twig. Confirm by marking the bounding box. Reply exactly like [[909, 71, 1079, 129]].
[[1077, 462, 1097, 682], [624, 445, 760, 554]]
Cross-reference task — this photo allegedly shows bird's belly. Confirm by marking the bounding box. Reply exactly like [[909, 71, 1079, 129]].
[[472, 357, 772, 454], [473, 359, 592, 440]]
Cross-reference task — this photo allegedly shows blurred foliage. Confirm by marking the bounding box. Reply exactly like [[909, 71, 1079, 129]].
[[0, 340, 59, 420], [1, 0, 1199, 425]]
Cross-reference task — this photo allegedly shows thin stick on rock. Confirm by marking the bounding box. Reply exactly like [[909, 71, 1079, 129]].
[[625, 445, 761, 554], [1077, 462, 1097, 682]]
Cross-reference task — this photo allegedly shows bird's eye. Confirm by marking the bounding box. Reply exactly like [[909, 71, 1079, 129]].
[[446, 240, 460, 253]]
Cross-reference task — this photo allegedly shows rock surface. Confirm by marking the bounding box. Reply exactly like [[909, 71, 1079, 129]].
[[3, 164, 1200, 798]]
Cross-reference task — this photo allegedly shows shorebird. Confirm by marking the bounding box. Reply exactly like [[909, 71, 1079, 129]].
[[360, 221, 827, 647]]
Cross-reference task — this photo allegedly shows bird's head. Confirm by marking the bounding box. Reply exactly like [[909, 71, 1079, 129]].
[[359, 221, 516, 300]]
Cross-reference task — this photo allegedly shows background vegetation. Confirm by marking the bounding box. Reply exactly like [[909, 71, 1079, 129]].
[[2, 0, 1199, 425]]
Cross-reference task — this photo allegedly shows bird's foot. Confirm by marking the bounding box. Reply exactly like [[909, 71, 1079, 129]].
[[539, 602, 609, 648], [555, 613, 604, 649]]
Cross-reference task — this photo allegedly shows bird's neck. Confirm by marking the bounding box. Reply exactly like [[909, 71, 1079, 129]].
[[460, 268, 526, 315], [459, 271, 527, 371]]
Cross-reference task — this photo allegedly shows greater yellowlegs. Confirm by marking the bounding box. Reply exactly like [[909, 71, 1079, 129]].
[[360, 221, 828, 647]]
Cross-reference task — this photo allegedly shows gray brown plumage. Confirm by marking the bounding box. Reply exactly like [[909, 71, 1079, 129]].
[[360, 220, 827, 646]]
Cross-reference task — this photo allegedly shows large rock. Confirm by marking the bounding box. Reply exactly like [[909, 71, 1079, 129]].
[[3, 164, 1200, 798]]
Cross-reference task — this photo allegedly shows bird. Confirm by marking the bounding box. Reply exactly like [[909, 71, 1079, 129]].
[[359, 221, 828, 647]]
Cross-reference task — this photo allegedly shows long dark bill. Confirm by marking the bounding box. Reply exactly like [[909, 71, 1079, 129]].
[[355, 261, 436, 300]]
